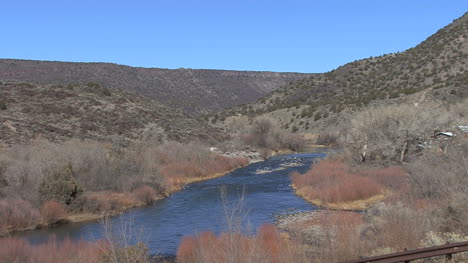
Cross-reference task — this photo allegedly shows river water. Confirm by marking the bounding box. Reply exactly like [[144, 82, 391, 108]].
[[15, 152, 326, 255]]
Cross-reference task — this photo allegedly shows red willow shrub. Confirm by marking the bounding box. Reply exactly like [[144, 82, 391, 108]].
[[161, 155, 249, 191], [177, 224, 296, 263], [132, 185, 157, 205], [161, 156, 248, 179], [177, 236, 197, 263], [161, 162, 206, 179], [0, 237, 102, 263], [82, 191, 141, 213], [40, 200, 66, 225], [291, 159, 383, 204], [178, 231, 223, 263], [256, 223, 283, 260]]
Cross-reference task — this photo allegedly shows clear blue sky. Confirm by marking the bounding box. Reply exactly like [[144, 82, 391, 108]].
[[1, 1, 466, 73]]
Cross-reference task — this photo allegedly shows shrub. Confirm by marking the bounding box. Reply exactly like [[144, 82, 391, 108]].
[[0, 199, 40, 233], [100, 242, 150, 263], [40, 200, 66, 225], [82, 192, 139, 213], [249, 117, 274, 148], [82, 197, 102, 214], [132, 186, 157, 205], [291, 159, 383, 204], [161, 162, 206, 185], [280, 133, 305, 152], [0, 100, 6, 110], [314, 112, 322, 121], [361, 166, 407, 190], [0, 237, 102, 263], [244, 117, 306, 151], [38, 165, 83, 205], [101, 87, 112, 96], [364, 202, 429, 251], [177, 224, 305, 263], [316, 133, 339, 146]]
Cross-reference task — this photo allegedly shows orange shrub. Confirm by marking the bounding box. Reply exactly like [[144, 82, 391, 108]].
[[40, 200, 66, 225], [291, 159, 383, 204], [132, 185, 157, 205], [0, 237, 102, 263], [256, 223, 283, 260], [161, 155, 248, 191], [207, 155, 249, 175], [177, 236, 198, 263], [84, 192, 139, 213], [161, 162, 206, 179], [177, 224, 299, 263]]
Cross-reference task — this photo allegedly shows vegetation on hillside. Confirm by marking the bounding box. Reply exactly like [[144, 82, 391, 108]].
[[0, 60, 309, 115], [214, 12, 468, 134], [0, 81, 224, 146], [1, 11, 468, 263]]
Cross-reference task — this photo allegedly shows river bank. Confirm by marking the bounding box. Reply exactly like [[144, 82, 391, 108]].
[[1, 149, 279, 236], [291, 184, 387, 210], [9, 152, 323, 255]]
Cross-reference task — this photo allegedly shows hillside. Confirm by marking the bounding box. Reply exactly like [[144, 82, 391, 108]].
[[0, 60, 310, 115], [213, 13, 468, 132], [0, 81, 224, 146]]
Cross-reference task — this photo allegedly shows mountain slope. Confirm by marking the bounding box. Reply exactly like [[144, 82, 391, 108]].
[[0, 81, 224, 146], [0, 60, 310, 115], [214, 12, 468, 132]]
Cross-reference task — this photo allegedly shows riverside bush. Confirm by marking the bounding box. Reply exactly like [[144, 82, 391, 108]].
[[0, 199, 40, 233], [38, 165, 83, 205], [132, 185, 157, 205], [177, 224, 306, 263], [244, 117, 306, 151], [0, 100, 6, 110], [0, 139, 250, 231], [0, 237, 102, 263], [40, 200, 66, 225], [291, 159, 383, 204]]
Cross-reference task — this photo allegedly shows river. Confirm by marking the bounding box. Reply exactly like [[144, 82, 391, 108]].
[[14, 152, 326, 255]]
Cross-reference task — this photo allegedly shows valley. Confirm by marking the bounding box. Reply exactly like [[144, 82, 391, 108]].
[[0, 10, 467, 263]]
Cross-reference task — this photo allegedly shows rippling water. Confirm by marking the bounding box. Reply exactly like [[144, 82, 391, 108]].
[[15, 152, 326, 255]]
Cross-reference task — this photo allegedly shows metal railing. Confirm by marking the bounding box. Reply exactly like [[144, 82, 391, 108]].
[[343, 241, 468, 263]]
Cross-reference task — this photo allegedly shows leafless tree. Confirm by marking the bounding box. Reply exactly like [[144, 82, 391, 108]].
[[347, 100, 467, 163]]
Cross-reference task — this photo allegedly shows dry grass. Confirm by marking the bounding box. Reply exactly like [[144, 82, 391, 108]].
[[66, 213, 102, 223]]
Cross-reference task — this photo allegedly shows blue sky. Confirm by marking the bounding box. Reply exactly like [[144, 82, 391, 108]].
[[0, 1, 466, 73]]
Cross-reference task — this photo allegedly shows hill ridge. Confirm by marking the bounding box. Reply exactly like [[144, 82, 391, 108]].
[[0, 59, 311, 115], [212, 12, 467, 132]]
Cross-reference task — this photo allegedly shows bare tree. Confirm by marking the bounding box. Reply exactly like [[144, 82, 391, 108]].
[[347, 100, 466, 163]]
